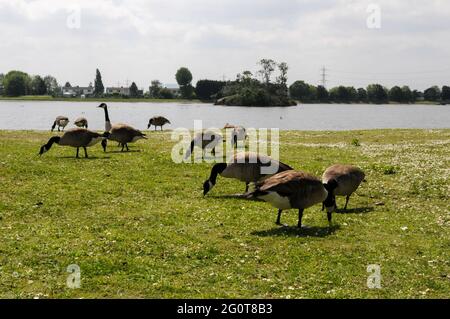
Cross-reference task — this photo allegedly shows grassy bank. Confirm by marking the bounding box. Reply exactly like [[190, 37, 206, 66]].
[[0, 129, 448, 298]]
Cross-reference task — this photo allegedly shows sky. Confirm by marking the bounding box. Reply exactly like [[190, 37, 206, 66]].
[[0, 0, 449, 90]]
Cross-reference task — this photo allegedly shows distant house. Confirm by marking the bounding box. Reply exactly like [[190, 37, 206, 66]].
[[106, 86, 144, 97], [106, 87, 130, 96], [62, 84, 95, 97], [164, 83, 180, 96]]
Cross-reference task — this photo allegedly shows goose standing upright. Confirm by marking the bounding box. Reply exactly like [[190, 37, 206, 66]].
[[184, 131, 223, 159], [39, 128, 109, 158], [224, 124, 247, 148], [203, 152, 292, 195], [322, 164, 365, 212], [97, 103, 146, 152], [246, 170, 333, 228], [51, 116, 69, 132]]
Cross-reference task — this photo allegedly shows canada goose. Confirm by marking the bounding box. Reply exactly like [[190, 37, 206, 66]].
[[51, 116, 69, 132], [74, 117, 88, 129], [97, 103, 146, 151], [203, 152, 293, 195], [100, 124, 147, 152], [184, 131, 223, 159], [322, 164, 366, 212], [224, 124, 247, 148], [39, 128, 109, 158], [148, 116, 171, 131], [246, 170, 332, 228]]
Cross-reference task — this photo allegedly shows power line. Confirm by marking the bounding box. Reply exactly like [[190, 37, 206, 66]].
[[320, 66, 327, 88]]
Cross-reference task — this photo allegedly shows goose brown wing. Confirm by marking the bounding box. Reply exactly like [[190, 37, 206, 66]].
[[259, 171, 320, 195], [59, 128, 98, 146]]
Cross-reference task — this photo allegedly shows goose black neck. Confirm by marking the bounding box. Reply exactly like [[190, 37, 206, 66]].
[[209, 163, 227, 184], [47, 136, 61, 149], [103, 106, 110, 122]]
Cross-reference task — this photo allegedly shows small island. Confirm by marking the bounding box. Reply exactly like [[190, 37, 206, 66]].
[[214, 59, 297, 107]]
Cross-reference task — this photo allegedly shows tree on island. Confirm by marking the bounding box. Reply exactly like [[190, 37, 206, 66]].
[[176, 67, 194, 99], [195, 80, 226, 101], [94, 68, 104, 96], [216, 59, 296, 106], [258, 59, 276, 84]]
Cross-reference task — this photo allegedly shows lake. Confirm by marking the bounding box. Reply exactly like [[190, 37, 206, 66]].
[[0, 101, 448, 131]]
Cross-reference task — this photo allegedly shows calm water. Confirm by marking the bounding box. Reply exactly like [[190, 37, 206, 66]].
[[0, 101, 448, 131]]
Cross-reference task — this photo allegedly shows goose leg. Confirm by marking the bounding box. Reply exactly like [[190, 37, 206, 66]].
[[276, 209, 283, 225], [327, 212, 332, 226], [76, 147, 79, 158], [245, 182, 249, 193], [121, 144, 125, 152], [212, 148, 216, 156], [101, 139, 108, 152], [344, 195, 350, 210], [298, 209, 304, 228], [83, 147, 88, 158], [125, 143, 129, 151]]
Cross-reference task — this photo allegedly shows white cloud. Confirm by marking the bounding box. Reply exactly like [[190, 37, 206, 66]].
[[0, 0, 449, 90]]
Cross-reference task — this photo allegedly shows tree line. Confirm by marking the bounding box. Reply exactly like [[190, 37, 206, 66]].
[[288, 81, 450, 104], [1, 66, 449, 104]]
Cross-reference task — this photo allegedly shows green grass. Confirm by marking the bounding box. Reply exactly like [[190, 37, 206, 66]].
[[0, 129, 449, 299], [0, 96, 199, 103]]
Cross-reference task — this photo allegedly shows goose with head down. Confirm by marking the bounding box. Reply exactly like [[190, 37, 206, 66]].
[[203, 152, 293, 195], [322, 164, 365, 212], [39, 128, 109, 158], [148, 116, 171, 131], [51, 116, 69, 132]]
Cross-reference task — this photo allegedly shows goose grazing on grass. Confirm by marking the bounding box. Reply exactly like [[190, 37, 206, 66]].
[[184, 131, 223, 159], [39, 128, 109, 158], [98, 103, 146, 152], [74, 117, 88, 129], [148, 116, 171, 131], [51, 116, 69, 132], [246, 170, 332, 228], [322, 164, 366, 212], [203, 152, 293, 195], [224, 123, 247, 148]]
